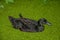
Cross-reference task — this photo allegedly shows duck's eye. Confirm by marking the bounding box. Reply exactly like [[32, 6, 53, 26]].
[[44, 20, 47, 22]]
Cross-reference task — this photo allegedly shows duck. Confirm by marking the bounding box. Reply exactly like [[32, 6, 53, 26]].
[[8, 14, 51, 32]]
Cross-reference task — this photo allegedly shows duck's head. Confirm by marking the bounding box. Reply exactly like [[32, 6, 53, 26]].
[[38, 18, 51, 26]]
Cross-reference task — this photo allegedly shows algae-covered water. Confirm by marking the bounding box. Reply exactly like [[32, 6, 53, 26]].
[[0, 0, 60, 40]]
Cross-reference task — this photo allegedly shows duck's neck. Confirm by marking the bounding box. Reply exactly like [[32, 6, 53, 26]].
[[39, 21, 43, 26], [38, 20, 44, 26]]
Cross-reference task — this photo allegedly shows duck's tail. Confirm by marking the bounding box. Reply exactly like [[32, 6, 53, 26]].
[[8, 16, 15, 23]]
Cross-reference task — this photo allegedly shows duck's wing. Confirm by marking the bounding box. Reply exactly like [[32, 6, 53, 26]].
[[19, 14, 38, 25], [20, 18, 38, 26]]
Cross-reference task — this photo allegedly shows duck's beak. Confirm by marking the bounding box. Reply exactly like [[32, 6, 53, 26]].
[[46, 22, 52, 26]]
